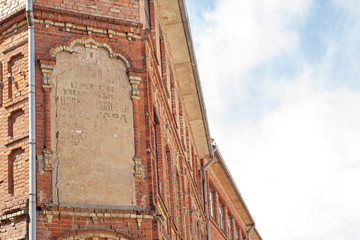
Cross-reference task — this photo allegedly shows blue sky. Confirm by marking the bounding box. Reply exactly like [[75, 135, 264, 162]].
[[185, 0, 360, 239]]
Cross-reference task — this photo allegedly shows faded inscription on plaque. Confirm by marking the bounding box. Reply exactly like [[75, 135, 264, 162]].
[[51, 46, 135, 206]]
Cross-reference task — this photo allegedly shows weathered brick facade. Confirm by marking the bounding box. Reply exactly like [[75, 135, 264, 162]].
[[0, 0, 262, 239]]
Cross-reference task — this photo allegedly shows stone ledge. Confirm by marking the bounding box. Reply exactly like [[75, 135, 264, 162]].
[[40, 210, 160, 226], [2, 39, 28, 54], [41, 210, 158, 219], [0, 209, 28, 222]]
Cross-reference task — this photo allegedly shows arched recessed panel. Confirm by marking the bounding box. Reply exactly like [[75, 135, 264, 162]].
[[8, 53, 24, 100], [8, 109, 25, 137], [51, 44, 135, 206], [8, 148, 25, 195]]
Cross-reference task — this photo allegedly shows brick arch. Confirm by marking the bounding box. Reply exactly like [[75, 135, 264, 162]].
[[57, 230, 132, 240], [50, 37, 131, 68], [42, 36, 141, 100]]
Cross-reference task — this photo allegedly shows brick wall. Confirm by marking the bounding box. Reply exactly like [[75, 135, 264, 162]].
[[0, 215, 27, 240], [0, 1, 207, 238], [34, 0, 140, 23], [36, 209, 155, 239], [0, 12, 29, 240], [32, 7, 152, 238], [30, 1, 205, 237], [0, 0, 25, 22], [0, 1, 260, 239]]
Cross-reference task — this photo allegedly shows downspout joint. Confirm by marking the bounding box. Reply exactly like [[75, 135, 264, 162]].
[[26, 9, 34, 27]]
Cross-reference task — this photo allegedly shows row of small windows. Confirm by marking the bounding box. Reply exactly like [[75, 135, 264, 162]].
[[209, 187, 245, 240], [145, 3, 244, 238]]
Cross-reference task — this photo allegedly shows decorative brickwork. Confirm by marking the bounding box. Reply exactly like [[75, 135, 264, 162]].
[[0, 13, 29, 240], [0, 0, 25, 22]]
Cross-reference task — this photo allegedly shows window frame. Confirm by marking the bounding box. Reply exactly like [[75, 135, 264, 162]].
[[235, 225, 240, 240], [228, 215, 233, 240], [219, 201, 225, 231], [144, 0, 151, 29]]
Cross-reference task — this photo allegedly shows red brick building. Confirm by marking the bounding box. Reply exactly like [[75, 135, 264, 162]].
[[0, 0, 262, 239]]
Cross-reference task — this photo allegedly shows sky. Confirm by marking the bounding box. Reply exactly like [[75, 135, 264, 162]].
[[184, 0, 360, 239]]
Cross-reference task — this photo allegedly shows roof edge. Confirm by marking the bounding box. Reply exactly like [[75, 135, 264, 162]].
[[177, 0, 213, 158], [214, 147, 262, 239]]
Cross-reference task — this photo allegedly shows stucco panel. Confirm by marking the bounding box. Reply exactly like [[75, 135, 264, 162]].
[[51, 45, 135, 206]]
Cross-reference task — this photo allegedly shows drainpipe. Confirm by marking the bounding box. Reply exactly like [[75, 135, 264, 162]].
[[247, 223, 255, 240], [26, 0, 36, 239], [202, 143, 217, 240]]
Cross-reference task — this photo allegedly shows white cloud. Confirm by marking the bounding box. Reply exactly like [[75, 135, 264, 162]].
[[197, 0, 310, 73], [218, 76, 360, 239], [187, 0, 360, 239], [193, 0, 313, 124], [314, 1, 360, 89]]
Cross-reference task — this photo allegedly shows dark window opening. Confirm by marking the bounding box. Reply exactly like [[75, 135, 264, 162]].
[[219, 201, 225, 231], [209, 187, 216, 219], [144, 0, 151, 29]]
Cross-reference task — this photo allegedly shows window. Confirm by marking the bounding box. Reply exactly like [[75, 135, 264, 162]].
[[219, 201, 225, 231], [235, 226, 240, 240], [228, 215, 233, 240], [144, 0, 150, 28], [209, 187, 216, 219], [153, 110, 160, 191]]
